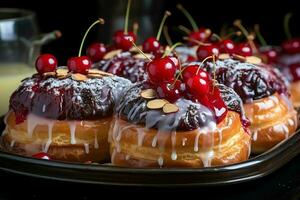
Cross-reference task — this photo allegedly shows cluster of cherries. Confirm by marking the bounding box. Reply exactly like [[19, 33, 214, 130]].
[[145, 53, 228, 123]]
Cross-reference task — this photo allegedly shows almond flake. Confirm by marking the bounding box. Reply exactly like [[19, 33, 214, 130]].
[[133, 53, 152, 60], [97, 71, 113, 76], [218, 53, 230, 60], [140, 89, 156, 99], [129, 45, 143, 53], [88, 69, 102, 74], [163, 103, 179, 114], [232, 54, 246, 62], [246, 56, 262, 65], [147, 99, 168, 109], [56, 68, 69, 77], [72, 73, 88, 81], [103, 49, 122, 60], [88, 73, 103, 79], [43, 72, 56, 77]]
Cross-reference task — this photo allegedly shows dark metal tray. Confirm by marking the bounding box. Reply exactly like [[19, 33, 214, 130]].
[[0, 117, 299, 187]]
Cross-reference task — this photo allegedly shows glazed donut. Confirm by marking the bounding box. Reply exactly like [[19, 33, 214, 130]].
[[109, 79, 251, 168], [1, 68, 131, 162], [205, 58, 298, 153]]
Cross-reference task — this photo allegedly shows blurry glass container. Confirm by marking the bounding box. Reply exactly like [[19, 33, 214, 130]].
[[0, 8, 60, 116]]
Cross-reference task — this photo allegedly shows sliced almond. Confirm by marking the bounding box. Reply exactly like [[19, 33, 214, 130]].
[[232, 54, 246, 62], [147, 99, 168, 110], [97, 70, 113, 76], [43, 72, 56, 77], [246, 56, 262, 64], [218, 53, 230, 60], [56, 68, 69, 77], [140, 89, 156, 99], [88, 69, 102, 74], [129, 45, 143, 53], [163, 103, 179, 114], [88, 73, 103, 79], [72, 73, 88, 81], [103, 49, 122, 60], [133, 53, 153, 60]]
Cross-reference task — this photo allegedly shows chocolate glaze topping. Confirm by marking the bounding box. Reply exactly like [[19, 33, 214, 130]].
[[117, 82, 247, 131], [10, 68, 132, 121]]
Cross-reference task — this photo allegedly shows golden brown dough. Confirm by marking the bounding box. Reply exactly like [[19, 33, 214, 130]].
[[1, 112, 111, 163], [109, 111, 251, 168], [244, 93, 298, 154]]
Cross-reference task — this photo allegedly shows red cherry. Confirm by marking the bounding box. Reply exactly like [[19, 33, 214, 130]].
[[208, 86, 228, 123], [32, 152, 51, 160], [86, 43, 107, 62], [188, 28, 211, 46], [186, 75, 209, 96], [182, 65, 209, 82], [146, 57, 176, 84], [113, 30, 136, 51], [218, 39, 236, 54], [143, 37, 161, 53], [169, 56, 180, 69], [289, 63, 300, 81], [35, 54, 57, 74], [236, 43, 252, 57], [67, 56, 91, 74], [156, 80, 182, 102], [259, 46, 280, 64], [281, 38, 300, 54], [196, 44, 219, 61]]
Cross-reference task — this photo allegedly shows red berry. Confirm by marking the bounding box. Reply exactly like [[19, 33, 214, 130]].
[[32, 152, 51, 160], [281, 38, 300, 54], [146, 57, 176, 84], [188, 28, 211, 46], [196, 44, 219, 61], [259, 46, 280, 64], [156, 80, 182, 102], [182, 65, 209, 82], [35, 54, 57, 74], [142, 37, 161, 53], [236, 43, 252, 57], [218, 39, 236, 54], [208, 86, 228, 123], [113, 30, 136, 51], [186, 75, 209, 96], [86, 43, 107, 62], [67, 56, 92, 74], [289, 63, 300, 81]]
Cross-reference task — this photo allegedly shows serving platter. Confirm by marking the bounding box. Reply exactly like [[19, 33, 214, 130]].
[[0, 116, 299, 187]]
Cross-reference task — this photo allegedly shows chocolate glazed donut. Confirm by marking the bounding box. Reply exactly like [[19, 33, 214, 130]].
[[1, 68, 132, 163], [109, 82, 251, 168], [206, 58, 298, 153]]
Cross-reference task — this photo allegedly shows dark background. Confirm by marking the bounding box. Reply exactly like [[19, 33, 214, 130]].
[[1, 0, 300, 65]]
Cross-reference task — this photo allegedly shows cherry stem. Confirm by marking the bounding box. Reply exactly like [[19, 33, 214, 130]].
[[176, 4, 198, 31], [183, 37, 211, 46], [156, 11, 171, 41], [124, 0, 132, 34], [196, 55, 213, 75], [178, 25, 191, 34], [212, 33, 222, 41], [163, 26, 173, 46], [162, 42, 183, 58], [129, 39, 152, 61], [219, 23, 228, 38], [133, 22, 139, 36], [78, 18, 105, 57], [254, 24, 267, 46], [223, 31, 242, 39], [171, 59, 183, 87], [233, 19, 258, 54], [284, 13, 293, 39]]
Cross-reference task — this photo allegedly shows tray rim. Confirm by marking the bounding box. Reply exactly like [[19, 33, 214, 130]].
[[0, 128, 299, 187]]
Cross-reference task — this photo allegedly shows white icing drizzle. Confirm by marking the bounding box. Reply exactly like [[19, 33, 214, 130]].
[[152, 134, 158, 147], [10, 140, 15, 148], [125, 154, 131, 160], [252, 130, 258, 141], [68, 121, 77, 144], [84, 143, 89, 154], [171, 131, 177, 160], [158, 156, 164, 167], [182, 137, 187, 146], [94, 131, 99, 149]]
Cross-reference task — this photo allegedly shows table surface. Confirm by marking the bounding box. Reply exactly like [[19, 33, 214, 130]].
[[0, 155, 300, 199]]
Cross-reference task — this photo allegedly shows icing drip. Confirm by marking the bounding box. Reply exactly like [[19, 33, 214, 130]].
[[68, 121, 77, 144]]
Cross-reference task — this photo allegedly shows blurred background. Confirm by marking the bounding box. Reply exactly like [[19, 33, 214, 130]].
[[1, 0, 300, 63]]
